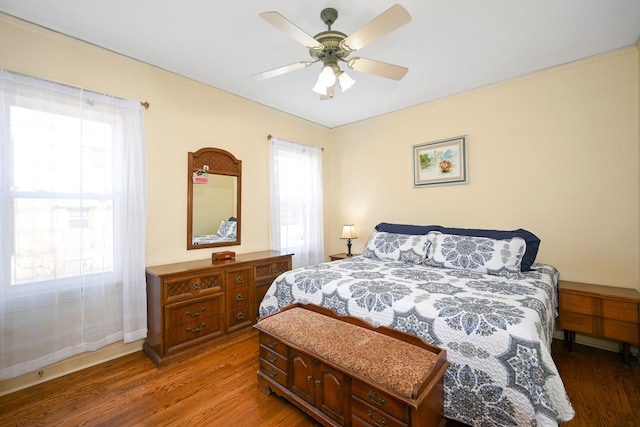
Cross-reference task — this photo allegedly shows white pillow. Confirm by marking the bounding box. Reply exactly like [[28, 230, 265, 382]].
[[426, 231, 525, 276], [217, 220, 230, 237], [362, 232, 429, 264], [225, 220, 237, 238]]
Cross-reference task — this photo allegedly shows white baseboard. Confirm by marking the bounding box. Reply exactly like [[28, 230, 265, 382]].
[[0, 339, 144, 397]]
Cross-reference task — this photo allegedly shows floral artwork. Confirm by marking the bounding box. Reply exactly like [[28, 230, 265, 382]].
[[413, 136, 467, 186]]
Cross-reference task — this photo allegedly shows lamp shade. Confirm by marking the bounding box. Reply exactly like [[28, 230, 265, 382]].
[[338, 71, 356, 92], [340, 224, 357, 239]]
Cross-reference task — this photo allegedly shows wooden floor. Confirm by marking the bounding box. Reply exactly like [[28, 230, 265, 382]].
[[0, 331, 638, 427]]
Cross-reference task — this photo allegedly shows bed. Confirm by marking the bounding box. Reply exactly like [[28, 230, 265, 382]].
[[191, 233, 236, 245], [191, 218, 237, 245], [259, 223, 575, 427]]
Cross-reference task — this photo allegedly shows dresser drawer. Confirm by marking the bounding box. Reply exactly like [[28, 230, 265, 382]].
[[561, 293, 639, 323], [166, 296, 224, 351], [352, 379, 409, 423], [255, 259, 291, 283], [226, 285, 250, 310], [226, 267, 252, 290], [603, 299, 639, 323], [166, 297, 223, 327], [164, 272, 223, 303], [227, 306, 252, 331], [562, 311, 639, 344], [604, 318, 640, 343]]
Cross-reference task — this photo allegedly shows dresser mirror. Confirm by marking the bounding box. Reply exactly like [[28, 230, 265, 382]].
[[187, 147, 241, 250]]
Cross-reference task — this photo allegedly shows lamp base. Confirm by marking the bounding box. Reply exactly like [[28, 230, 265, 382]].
[[346, 239, 352, 257]]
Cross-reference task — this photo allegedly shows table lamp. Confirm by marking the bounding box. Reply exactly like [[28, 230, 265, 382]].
[[340, 224, 357, 256]]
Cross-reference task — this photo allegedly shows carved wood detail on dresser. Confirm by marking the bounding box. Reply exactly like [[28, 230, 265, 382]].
[[144, 250, 292, 366]]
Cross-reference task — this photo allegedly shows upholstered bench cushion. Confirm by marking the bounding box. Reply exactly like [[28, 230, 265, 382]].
[[256, 307, 441, 399]]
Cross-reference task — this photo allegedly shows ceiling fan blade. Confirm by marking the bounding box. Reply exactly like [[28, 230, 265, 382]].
[[347, 57, 408, 80], [260, 11, 323, 50], [252, 61, 316, 80], [341, 4, 411, 52]]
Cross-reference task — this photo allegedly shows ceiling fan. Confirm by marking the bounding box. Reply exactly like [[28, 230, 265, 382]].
[[253, 4, 412, 99]]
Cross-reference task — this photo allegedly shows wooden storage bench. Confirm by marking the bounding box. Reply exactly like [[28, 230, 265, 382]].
[[255, 304, 449, 427]]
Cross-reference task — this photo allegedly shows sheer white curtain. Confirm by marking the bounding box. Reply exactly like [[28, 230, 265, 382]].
[[269, 137, 324, 268], [0, 70, 147, 380]]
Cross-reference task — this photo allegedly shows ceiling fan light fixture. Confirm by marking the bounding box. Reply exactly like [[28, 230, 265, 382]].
[[312, 79, 328, 95], [319, 65, 337, 86], [338, 71, 355, 92], [312, 65, 337, 95]]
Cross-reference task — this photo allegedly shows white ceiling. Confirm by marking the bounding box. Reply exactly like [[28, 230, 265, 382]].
[[1, 1, 639, 128]]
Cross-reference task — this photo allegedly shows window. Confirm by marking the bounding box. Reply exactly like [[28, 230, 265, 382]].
[[8, 106, 116, 286], [269, 137, 324, 268], [0, 69, 147, 381]]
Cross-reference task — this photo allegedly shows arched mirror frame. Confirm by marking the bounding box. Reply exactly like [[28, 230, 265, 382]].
[[187, 147, 242, 250]]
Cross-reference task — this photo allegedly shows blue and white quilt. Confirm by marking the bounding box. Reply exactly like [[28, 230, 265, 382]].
[[259, 256, 575, 427]]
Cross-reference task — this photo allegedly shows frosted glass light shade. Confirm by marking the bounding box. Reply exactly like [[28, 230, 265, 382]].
[[338, 72, 356, 92]]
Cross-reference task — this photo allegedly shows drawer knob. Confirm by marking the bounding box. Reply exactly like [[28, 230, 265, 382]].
[[315, 379, 322, 386], [236, 312, 245, 320], [367, 410, 387, 427], [267, 338, 278, 349], [185, 307, 206, 317], [307, 375, 313, 382], [186, 322, 206, 333], [267, 368, 278, 379], [267, 353, 278, 363], [192, 282, 202, 290], [235, 293, 244, 302], [235, 276, 243, 284], [368, 390, 387, 406]]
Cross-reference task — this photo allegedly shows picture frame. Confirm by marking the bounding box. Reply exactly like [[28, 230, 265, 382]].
[[413, 136, 467, 187]]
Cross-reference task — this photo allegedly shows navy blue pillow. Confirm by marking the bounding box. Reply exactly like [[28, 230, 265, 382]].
[[375, 222, 442, 235], [374, 223, 540, 271]]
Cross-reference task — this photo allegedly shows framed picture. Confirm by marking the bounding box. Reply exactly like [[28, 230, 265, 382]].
[[413, 136, 467, 187]]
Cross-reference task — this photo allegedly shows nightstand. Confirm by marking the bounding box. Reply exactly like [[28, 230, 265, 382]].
[[329, 252, 360, 261], [558, 280, 640, 364]]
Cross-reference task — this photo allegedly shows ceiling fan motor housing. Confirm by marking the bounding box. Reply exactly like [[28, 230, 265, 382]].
[[309, 31, 350, 61], [309, 7, 353, 67]]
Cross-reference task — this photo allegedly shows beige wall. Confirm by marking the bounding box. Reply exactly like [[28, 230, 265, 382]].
[[328, 46, 640, 289], [0, 14, 333, 268]]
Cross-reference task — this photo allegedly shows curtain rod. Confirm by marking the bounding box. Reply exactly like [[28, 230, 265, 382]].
[[3, 69, 151, 110], [267, 134, 323, 151]]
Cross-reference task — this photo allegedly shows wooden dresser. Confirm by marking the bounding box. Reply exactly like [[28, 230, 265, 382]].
[[144, 250, 292, 366], [558, 280, 640, 364]]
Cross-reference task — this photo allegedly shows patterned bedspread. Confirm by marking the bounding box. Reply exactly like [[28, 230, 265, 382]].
[[259, 256, 575, 427]]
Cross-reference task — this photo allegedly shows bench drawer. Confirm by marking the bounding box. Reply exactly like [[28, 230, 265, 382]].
[[259, 358, 288, 388], [351, 396, 408, 427], [259, 333, 288, 358], [260, 345, 288, 371], [352, 379, 409, 423]]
